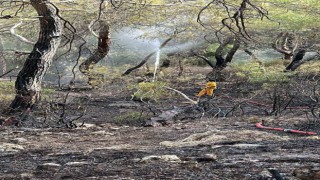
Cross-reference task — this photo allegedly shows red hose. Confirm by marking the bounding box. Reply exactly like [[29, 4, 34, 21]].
[[256, 122, 317, 135]]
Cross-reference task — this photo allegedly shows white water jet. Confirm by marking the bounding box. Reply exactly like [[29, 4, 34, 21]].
[[153, 49, 161, 82]]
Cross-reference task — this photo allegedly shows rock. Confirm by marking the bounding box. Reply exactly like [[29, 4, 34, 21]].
[[20, 173, 33, 179], [140, 155, 181, 163], [37, 163, 61, 172], [65, 161, 90, 166], [144, 120, 162, 127], [145, 107, 185, 126], [76, 123, 96, 129], [39, 132, 53, 136], [132, 158, 141, 163], [204, 153, 217, 161], [0, 143, 24, 152], [90, 131, 114, 136], [258, 169, 272, 179], [11, 138, 27, 143], [293, 167, 320, 180], [109, 126, 120, 131]]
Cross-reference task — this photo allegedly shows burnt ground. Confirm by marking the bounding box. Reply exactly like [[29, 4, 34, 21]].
[[1, 67, 320, 179]]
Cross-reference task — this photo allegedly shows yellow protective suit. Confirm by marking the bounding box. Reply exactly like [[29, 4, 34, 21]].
[[196, 82, 217, 97]]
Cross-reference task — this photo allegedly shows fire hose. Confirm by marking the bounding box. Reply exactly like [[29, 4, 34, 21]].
[[256, 121, 317, 135], [218, 94, 317, 135], [214, 94, 317, 135], [197, 82, 317, 135]]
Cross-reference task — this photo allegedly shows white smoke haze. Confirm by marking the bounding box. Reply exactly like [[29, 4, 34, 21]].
[[42, 27, 286, 85]]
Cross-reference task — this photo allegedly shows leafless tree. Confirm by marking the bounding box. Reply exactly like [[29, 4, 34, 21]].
[[6, 0, 63, 112]]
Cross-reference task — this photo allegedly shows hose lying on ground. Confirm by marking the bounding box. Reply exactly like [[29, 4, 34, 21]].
[[256, 121, 317, 135]]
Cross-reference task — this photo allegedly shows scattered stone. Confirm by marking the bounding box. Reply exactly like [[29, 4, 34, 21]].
[[145, 107, 185, 126], [0, 143, 24, 152], [160, 130, 289, 147], [65, 161, 90, 166], [132, 158, 141, 163], [144, 120, 162, 127], [293, 167, 320, 180], [11, 138, 27, 144], [257, 169, 272, 179], [90, 130, 114, 136], [307, 136, 319, 140], [40, 132, 53, 136], [20, 128, 45, 132], [37, 163, 61, 172], [244, 116, 260, 123], [58, 132, 71, 137], [76, 123, 96, 129], [140, 155, 181, 163], [109, 126, 120, 131], [20, 173, 33, 179], [204, 153, 217, 161]]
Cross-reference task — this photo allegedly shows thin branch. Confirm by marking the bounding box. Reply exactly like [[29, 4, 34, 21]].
[[88, 19, 99, 38], [191, 50, 215, 69], [0, 67, 18, 78], [10, 21, 35, 44], [164, 86, 197, 104], [122, 36, 174, 76]]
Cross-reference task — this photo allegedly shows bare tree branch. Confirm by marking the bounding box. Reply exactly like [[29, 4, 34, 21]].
[[122, 37, 174, 76], [10, 21, 35, 44]]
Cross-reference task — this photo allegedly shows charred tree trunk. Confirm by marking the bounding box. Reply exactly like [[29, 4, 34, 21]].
[[79, 22, 110, 86], [225, 39, 240, 63], [272, 32, 296, 61], [215, 37, 240, 68], [285, 50, 306, 71], [9, 0, 62, 111], [285, 50, 319, 71]]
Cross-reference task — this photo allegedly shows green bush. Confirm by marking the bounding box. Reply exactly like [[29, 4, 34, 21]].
[[230, 60, 294, 83], [129, 81, 169, 102], [0, 81, 15, 102]]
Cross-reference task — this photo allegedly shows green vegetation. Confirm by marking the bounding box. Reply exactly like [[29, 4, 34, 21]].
[[0, 81, 15, 103], [114, 112, 149, 124], [230, 60, 294, 83], [0, 81, 55, 104], [130, 81, 170, 102]]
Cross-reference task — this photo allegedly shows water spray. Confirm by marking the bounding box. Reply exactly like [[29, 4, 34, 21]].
[[153, 48, 161, 82]]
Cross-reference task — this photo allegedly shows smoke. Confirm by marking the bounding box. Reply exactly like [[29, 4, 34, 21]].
[[45, 27, 204, 85], [107, 27, 203, 66]]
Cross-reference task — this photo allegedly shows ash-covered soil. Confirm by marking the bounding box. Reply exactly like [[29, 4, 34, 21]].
[[1, 67, 320, 179]]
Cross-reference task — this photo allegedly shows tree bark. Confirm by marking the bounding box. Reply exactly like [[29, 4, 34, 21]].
[[9, 0, 62, 111], [285, 50, 319, 71], [79, 21, 110, 86], [225, 39, 240, 63], [272, 32, 296, 61], [215, 37, 240, 68]]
